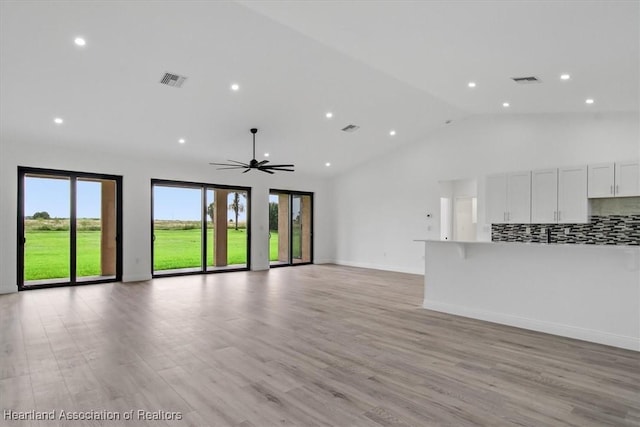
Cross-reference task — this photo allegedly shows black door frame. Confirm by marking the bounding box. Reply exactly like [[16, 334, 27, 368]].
[[269, 189, 314, 268], [17, 166, 124, 290], [151, 179, 252, 278]]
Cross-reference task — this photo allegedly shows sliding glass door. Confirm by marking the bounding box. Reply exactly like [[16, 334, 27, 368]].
[[269, 190, 313, 267], [153, 184, 203, 273], [151, 180, 250, 276], [18, 168, 123, 289]]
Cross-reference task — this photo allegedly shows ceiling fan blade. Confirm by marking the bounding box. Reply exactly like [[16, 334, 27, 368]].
[[261, 167, 294, 172], [210, 162, 249, 167], [261, 164, 294, 168], [242, 168, 251, 173], [226, 159, 250, 166], [216, 166, 249, 170], [257, 160, 270, 166], [259, 168, 275, 174]]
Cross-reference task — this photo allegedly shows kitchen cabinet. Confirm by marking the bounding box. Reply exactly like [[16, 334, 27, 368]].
[[507, 171, 532, 224], [558, 165, 588, 223], [588, 161, 639, 198], [531, 166, 588, 224], [615, 161, 640, 197], [486, 174, 507, 224], [486, 171, 531, 224], [531, 168, 558, 223]]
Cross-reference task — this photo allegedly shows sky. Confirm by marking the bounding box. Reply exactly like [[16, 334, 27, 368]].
[[24, 178, 247, 222]]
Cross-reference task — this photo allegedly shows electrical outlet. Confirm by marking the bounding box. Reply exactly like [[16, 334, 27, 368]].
[[564, 228, 570, 235], [540, 227, 546, 233], [525, 227, 531, 234]]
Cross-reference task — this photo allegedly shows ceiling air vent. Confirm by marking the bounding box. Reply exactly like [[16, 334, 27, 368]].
[[160, 72, 187, 88], [511, 76, 541, 84], [341, 124, 360, 133]]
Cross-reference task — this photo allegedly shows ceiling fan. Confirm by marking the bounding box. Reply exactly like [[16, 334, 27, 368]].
[[210, 128, 295, 174]]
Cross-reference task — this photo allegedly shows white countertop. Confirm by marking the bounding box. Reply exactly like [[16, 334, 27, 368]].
[[414, 239, 640, 250]]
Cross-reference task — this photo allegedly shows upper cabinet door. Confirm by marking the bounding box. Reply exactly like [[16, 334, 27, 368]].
[[507, 171, 531, 224], [558, 166, 588, 223], [531, 169, 558, 223], [588, 163, 615, 198], [615, 161, 640, 197], [486, 173, 507, 224]]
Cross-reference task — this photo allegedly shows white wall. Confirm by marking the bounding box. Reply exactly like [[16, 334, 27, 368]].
[[333, 112, 640, 274], [0, 139, 334, 294], [423, 241, 640, 350]]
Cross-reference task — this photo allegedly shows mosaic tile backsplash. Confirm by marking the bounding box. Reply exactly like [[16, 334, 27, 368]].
[[491, 215, 640, 245]]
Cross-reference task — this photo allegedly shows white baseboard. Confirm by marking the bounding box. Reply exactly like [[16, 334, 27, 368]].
[[0, 287, 18, 294], [423, 300, 639, 352], [334, 259, 423, 275], [122, 274, 152, 283]]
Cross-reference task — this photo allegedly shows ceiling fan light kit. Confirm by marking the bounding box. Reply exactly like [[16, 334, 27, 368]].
[[210, 128, 295, 174]]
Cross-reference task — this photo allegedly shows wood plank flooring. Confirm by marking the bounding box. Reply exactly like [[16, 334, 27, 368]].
[[1, 264, 639, 426]]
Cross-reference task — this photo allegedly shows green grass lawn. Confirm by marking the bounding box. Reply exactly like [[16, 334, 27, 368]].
[[24, 229, 279, 280]]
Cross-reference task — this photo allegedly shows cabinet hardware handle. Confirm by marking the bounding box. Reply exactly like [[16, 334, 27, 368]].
[[558, 211, 561, 221], [616, 185, 619, 194], [610, 185, 613, 194], [554, 211, 557, 221]]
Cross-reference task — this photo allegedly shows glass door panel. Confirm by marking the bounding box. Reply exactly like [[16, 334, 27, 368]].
[[296, 194, 312, 264], [226, 191, 248, 267], [291, 195, 302, 262], [269, 192, 289, 266], [153, 185, 203, 273], [24, 175, 70, 284], [206, 189, 216, 269], [76, 178, 117, 281]]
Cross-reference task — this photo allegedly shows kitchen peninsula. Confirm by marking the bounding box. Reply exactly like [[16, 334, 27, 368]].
[[416, 240, 640, 351]]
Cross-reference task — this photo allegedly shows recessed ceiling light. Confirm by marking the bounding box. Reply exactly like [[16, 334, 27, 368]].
[[53, 117, 63, 124], [178, 138, 186, 144], [74, 37, 86, 46], [389, 130, 396, 136], [325, 162, 331, 167], [325, 112, 333, 119], [560, 74, 571, 80], [264, 152, 269, 157], [503, 102, 510, 107], [468, 82, 476, 88], [585, 98, 594, 104], [230, 83, 239, 91]]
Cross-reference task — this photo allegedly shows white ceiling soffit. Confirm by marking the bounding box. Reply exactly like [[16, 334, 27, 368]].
[[239, 0, 640, 114]]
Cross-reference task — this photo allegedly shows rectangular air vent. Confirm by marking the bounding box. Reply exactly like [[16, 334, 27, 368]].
[[511, 76, 541, 84], [160, 72, 187, 88], [341, 124, 360, 133]]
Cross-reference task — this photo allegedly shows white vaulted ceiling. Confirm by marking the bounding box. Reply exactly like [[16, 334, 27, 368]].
[[1, 1, 638, 175]]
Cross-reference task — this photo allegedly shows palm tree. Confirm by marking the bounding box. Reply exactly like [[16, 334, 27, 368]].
[[207, 202, 215, 223], [228, 192, 245, 230]]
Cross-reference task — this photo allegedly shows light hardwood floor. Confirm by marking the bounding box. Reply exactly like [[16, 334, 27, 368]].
[[1, 264, 639, 426]]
